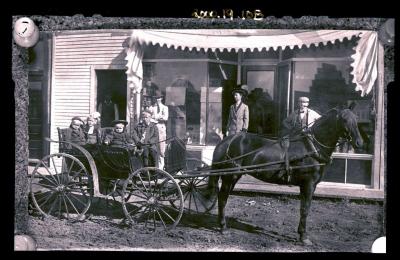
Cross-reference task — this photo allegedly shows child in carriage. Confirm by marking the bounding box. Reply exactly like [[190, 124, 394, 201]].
[[103, 120, 135, 149], [84, 115, 101, 145], [132, 109, 160, 168], [65, 116, 87, 146]]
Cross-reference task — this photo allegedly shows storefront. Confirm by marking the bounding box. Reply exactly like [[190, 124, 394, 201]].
[[45, 29, 384, 196]]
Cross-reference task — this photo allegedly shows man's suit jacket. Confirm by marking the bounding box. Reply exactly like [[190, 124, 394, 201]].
[[132, 122, 159, 152], [226, 102, 249, 136]]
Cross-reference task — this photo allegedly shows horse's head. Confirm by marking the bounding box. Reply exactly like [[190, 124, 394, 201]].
[[337, 108, 364, 148]]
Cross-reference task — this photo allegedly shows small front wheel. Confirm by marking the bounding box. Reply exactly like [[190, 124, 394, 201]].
[[121, 167, 183, 231]]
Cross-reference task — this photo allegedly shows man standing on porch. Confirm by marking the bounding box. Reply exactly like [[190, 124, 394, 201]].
[[226, 85, 249, 137], [97, 93, 119, 127], [149, 90, 169, 170]]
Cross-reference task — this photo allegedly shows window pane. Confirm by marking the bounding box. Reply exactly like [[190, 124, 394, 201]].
[[207, 63, 237, 146], [143, 61, 207, 145], [347, 159, 372, 185], [323, 158, 346, 183]]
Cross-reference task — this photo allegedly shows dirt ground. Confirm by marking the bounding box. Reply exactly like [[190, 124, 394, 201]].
[[26, 192, 383, 252]]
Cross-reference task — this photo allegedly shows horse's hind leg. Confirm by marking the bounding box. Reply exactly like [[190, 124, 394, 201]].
[[298, 181, 315, 246]]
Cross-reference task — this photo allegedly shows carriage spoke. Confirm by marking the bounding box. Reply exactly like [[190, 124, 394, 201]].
[[137, 174, 150, 194], [193, 177, 208, 186], [193, 188, 210, 210], [37, 163, 59, 186], [158, 206, 176, 223], [70, 168, 85, 180], [127, 203, 146, 216], [35, 191, 55, 204], [61, 195, 70, 218], [66, 159, 75, 176], [153, 211, 156, 230], [37, 192, 56, 209], [58, 194, 62, 217], [64, 193, 82, 215], [45, 195, 60, 216], [68, 192, 88, 207], [129, 181, 149, 198], [126, 191, 148, 201], [192, 191, 200, 212], [155, 209, 167, 229], [33, 182, 57, 190], [35, 172, 58, 187], [144, 207, 151, 228], [50, 156, 61, 184]]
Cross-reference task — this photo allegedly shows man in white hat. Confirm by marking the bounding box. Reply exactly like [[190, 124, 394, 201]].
[[149, 90, 168, 170], [282, 96, 321, 132], [281, 96, 321, 182]]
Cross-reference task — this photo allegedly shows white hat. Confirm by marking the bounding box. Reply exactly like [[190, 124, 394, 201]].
[[92, 112, 101, 119], [299, 97, 309, 102]]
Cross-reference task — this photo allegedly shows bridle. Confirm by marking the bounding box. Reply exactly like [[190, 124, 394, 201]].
[[309, 109, 353, 150]]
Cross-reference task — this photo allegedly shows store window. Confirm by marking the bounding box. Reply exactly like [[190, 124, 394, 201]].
[[207, 63, 237, 145], [291, 60, 375, 186], [142, 61, 207, 145]]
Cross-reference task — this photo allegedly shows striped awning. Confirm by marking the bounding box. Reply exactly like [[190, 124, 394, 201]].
[[125, 29, 378, 96]]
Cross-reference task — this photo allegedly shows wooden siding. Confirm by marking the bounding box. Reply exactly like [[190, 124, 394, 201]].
[[50, 32, 130, 159]]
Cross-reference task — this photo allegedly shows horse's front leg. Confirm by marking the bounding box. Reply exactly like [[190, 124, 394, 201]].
[[217, 177, 230, 233], [298, 181, 316, 246]]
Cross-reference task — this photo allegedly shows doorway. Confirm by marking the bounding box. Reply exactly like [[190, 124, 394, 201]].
[[96, 70, 127, 126]]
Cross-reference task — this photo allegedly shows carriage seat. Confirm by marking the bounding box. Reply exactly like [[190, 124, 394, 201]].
[[57, 127, 86, 157]]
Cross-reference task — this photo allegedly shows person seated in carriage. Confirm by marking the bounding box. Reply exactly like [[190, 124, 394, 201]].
[[84, 115, 101, 146], [64, 116, 87, 146], [132, 109, 160, 168], [103, 120, 135, 149]]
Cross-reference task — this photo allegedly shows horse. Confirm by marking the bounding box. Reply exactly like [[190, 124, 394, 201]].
[[205, 107, 363, 245]]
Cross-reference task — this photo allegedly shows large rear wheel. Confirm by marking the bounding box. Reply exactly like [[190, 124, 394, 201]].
[[29, 153, 93, 220]]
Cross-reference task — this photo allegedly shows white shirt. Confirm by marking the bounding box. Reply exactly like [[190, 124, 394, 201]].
[[150, 102, 169, 124]]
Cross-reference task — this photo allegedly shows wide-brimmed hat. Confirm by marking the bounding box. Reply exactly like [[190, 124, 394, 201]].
[[153, 90, 164, 98], [111, 119, 128, 126], [232, 85, 248, 96]]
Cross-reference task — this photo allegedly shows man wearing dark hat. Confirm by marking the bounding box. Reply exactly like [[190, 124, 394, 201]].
[[104, 120, 134, 148], [64, 116, 86, 146], [149, 90, 168, 169], [226, 85, 249, 136], [132, 109, 160, 167], [98, 94, 119, 127]]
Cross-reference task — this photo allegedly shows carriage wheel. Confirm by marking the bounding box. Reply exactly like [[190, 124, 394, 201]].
[[29, 153, 93, 220], [174, 158, 217, 214], [122, 167, 184, 231]]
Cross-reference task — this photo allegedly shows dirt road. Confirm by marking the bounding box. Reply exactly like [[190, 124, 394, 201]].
[[26, 193, 383, 252]]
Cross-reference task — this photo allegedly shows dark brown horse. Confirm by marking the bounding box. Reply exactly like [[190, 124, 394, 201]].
[[206, 107, 363, 245]]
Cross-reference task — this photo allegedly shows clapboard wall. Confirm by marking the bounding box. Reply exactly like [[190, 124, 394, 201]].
[[50, 30, 132, 156]]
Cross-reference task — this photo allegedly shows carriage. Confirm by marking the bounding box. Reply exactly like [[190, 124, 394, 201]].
[[29, 107, 364, 244], [29, 126, 217, 230]]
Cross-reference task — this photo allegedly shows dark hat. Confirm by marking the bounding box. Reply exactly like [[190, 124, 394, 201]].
[[71, 116, 84, 124], [111, 119, 128, 126], [153, 90, 164, 98], [232, 85, 248, 96]]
